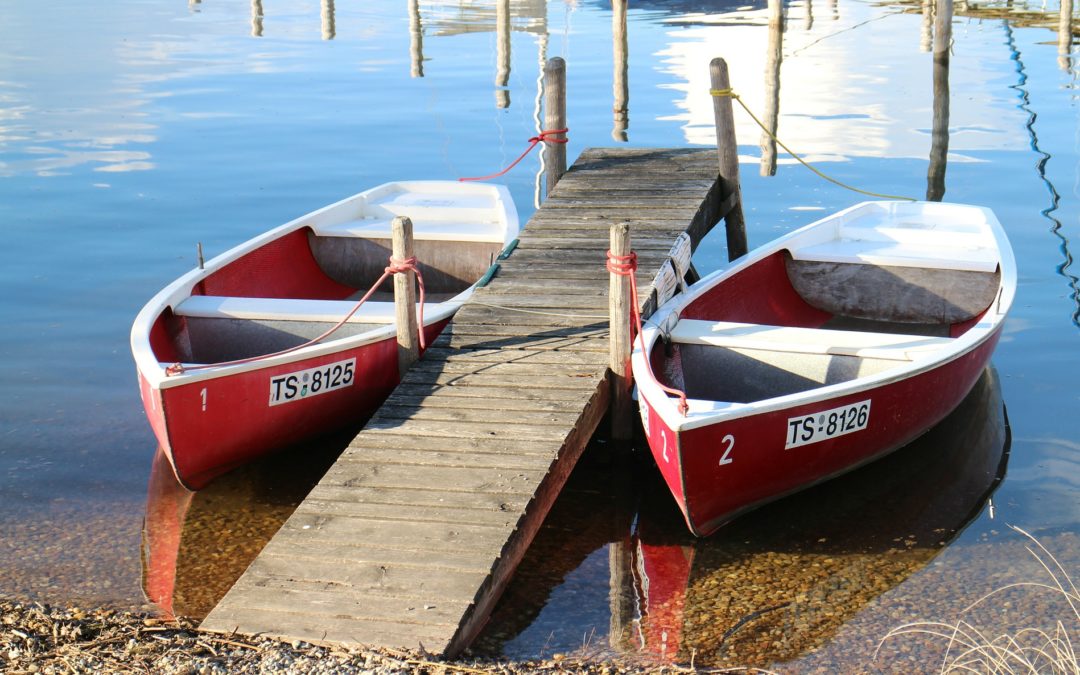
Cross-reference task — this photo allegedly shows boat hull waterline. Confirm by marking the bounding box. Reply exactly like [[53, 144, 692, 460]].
[[632, 201, 1015, 536]]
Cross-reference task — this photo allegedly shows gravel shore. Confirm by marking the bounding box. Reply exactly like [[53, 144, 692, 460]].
[[1, 599, 740, 675]]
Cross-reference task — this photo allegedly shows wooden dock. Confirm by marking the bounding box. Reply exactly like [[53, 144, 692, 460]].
[[201, 147, 729, 656]]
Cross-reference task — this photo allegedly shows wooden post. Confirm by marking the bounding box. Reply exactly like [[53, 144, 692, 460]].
[[392, 216, 419, 376], [496, 0, 511, 108], [543, 57, 567, 198], [612, 0, 629, 142], [1060, 0, 1074, 71], [710, 58, 748, 260], [609, 222, 633, 442], [760, 0, 784, 177]]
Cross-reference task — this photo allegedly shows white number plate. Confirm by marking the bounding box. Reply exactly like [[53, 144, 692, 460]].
[[786, 399, 871, 449], [269, 358, 355, 406]]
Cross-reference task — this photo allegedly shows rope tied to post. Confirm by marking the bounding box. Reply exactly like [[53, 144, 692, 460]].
[[165, 254, 427, 376], [458, 128, 569, 182], [606, 249, 690, 416], [709, 87, 916, 203]]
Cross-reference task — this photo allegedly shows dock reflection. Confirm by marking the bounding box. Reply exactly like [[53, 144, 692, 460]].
[[611, 367, 1009, 667], [140, 435, 347, 619]]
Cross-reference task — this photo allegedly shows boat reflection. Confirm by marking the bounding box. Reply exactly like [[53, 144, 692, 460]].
[[612, 367, 1010, 667], [140, 435, 346, 619]]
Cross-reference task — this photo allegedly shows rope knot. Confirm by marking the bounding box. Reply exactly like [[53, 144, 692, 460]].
[[531, 128, 569, 145], [459, 128, 570, 182], [606, 250, 637, 275], [386, 255, 419, 276], [709, 87, 738, 99]]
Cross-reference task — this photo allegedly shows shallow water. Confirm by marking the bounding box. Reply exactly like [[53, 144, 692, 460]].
[[2, 0, 1079, 669]]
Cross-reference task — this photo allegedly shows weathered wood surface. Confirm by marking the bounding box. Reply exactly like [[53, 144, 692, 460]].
[[201, 147, 723, 656]]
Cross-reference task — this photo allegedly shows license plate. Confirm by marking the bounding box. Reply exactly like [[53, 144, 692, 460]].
[[269, 358, 355, 406], [785, 399, 871, 449]]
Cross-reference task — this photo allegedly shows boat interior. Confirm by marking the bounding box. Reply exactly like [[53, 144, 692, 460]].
[[657, 247, 1003, 404], [151, 227, 505, 365]]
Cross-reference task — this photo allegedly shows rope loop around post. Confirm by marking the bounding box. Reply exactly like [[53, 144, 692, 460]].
[[386, 254, 427, 351], [605, 249, 689, 416], [458, 128, 570, 182]]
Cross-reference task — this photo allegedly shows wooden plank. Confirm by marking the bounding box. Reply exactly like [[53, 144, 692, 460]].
[[203, 606, 455, 652], [202, 147, 726, 657], [301, 483, 533, 512]]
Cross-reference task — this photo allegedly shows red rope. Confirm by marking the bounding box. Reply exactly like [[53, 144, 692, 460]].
[[166, 255, 426, 376], [606, 250, 689, 416], [458, 128, 569, 182]]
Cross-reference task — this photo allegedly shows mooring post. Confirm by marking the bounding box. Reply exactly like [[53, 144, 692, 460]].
[[392, 216, 419, 376], [709, 58, 748, 261], [609, 222, 634, 442], [543, 57, 568, 197]]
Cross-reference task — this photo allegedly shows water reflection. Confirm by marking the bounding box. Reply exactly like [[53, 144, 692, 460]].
[[1005, 21, 1080, 328], [926, 0, 951, 201], [473, 368, 1008, 665], [610, 367, 1009, 667], [140, 436, 347, 619]]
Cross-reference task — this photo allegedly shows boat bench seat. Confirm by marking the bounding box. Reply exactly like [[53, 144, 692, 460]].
[[668, 320, 954, 362], [311, 218, 506, 243], [174, 295, 402, 324], [790, 222, 997, 272]]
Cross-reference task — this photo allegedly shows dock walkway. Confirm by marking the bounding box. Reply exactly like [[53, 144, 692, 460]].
[[201, 147, 727, 656]]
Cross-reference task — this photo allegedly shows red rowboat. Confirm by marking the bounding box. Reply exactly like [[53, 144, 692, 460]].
[[631, 201, 1015, 536], [131, 181, 518, 490]]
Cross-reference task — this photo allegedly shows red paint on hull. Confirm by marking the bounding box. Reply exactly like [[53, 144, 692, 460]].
[[145, 318, 448, 490], [649, 330, 1001, 536]]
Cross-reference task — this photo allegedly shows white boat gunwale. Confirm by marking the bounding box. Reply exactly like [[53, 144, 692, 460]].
[[632, 201, 1017, 434], [131, 181, 518, 390]]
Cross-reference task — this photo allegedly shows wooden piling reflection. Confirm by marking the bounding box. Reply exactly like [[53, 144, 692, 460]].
[[612, 0, 629, 141], [409, 0, 424, 78], [321, 0, 335, 40], [250, 0, 263, 37], [927, 0, 952, 201], [920, 0, 934, 52], [761, 0, 784, 177], [1060, 0, 1074, 71], [496, 0, 511, 109]]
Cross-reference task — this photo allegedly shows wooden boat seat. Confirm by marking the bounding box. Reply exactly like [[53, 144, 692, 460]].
[[789, 219, 998, 273], [311, 218, 506, 243], [174, 296, 405, 324], [668, 320, 954, 362]]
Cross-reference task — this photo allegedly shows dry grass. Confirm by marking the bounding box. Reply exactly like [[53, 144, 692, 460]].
[[876, 525, 1079, 674]]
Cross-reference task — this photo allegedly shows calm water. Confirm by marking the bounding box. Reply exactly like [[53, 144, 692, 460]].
[[2, 0, 1079, 668]]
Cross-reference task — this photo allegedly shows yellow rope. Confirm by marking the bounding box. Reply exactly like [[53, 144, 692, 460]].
[[710, 88, 916, 202]]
